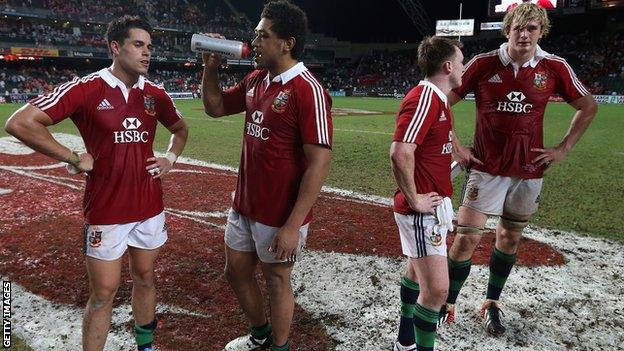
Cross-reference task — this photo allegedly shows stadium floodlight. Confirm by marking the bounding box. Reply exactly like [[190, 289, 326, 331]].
[[395, 0, 433, 36]]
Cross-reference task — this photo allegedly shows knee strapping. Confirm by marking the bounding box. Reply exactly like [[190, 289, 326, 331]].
[[456, 225, 484, 235], [500, 216, 529, 231]]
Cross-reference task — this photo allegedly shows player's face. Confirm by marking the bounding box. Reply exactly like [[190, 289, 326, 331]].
[[506, 19, 543, 55], [114, 28, 153, 77], [251, 18, 287, 70], [449, 46, 464, 89]]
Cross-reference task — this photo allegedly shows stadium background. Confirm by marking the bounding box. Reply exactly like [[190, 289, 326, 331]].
[[0, 0, 623, 350]]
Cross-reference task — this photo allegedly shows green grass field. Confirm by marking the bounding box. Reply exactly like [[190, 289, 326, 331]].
[[1, 98, 622, 242]]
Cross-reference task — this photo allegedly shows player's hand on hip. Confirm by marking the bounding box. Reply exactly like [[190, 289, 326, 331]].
[[67, 152, 94, 174], [269, 225, 300, 262], [412, 192, 444, 214], [146, 156, 173, 179], [452, 145, 483, 169], [531, 146, 567, 170]]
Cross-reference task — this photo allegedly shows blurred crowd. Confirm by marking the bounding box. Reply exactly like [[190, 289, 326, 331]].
[[0, 0, 622, 96], [2, 0, 252, 40]]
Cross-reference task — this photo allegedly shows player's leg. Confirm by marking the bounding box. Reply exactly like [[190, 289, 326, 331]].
[[83, 256, 123, 351], [482, 177, 542, 336], [259, 262, 295, 350], [445, 170, 505, 316], [394, 212, 449, 351], [224, 210, 271, 350], [393, 212, 421, 350], [411, 254, 448, 351], [128, 247, 160, 351], [82, 223, 128, 351], [253, 221, 308, 351], [127, 211, 168, 351]]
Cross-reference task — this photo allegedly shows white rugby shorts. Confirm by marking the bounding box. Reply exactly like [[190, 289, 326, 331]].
[[394, 208, 450, 259], [461, 169, 543, 217], [83, 211, 168, 261], [224, 209, 308, 264]]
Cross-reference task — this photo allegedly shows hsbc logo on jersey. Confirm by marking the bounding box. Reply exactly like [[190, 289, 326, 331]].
[[251, 111, 264, 124], [113, 117, 149, 144], [246, 110, 269, 141], [497, 91, 533, 113]]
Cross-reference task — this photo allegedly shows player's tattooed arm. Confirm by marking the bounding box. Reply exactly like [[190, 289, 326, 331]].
[[5, 103, 93, 171]]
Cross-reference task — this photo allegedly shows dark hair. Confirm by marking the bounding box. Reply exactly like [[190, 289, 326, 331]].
[[261, 0, 308, 59], [106, 15, 153, 52], [417, 36, 462, 77]]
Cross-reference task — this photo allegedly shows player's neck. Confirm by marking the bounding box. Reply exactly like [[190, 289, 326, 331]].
[[109, 64, 140, 90], [424, 76, 452, 96], [267, 57, 298, 80], [507, 46, 536, 67]]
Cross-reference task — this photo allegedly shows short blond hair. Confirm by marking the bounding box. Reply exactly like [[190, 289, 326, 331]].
[[502, 2, 550, 37]]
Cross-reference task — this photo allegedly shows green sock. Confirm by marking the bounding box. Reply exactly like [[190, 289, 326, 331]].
[[447, 258, 472, 304], [486, 248, 517, 301], [251, 322, 272, 340], [398, 276, 419, 346], [272, 340, 290, 351], [413, 303, 438, 351], [134, 319, 157, 351]]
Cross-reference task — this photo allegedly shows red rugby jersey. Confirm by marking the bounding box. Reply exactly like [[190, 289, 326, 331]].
[[393, 80, 454, 215], [29, 68, 182, 224], [221, 62, 333, 227], [453, 44, 589, 178]]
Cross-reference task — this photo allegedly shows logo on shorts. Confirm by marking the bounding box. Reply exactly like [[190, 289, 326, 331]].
[[271, 89, 290, 113], [467, 187, 479, 201], [88, 229, 102, 248], [535, 194, 540, 204], [162, 223, 168, 233], [429, 231, 443, 247]]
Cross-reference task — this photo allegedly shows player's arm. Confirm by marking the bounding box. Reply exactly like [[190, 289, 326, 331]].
[[448, 91, 482, 169], [201, 50, 227, 117], [270, 144, 331, 261], [4, 104, 92, 171], [146, 119, 189, 179], [390, 141, 443, 214], [531, 94, 598, 167]]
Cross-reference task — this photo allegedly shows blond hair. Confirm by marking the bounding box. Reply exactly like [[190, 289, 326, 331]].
[[502, 2, 550, 37]]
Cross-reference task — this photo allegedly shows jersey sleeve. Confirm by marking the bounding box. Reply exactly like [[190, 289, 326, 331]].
[[156, 89, 183, 127], [452, 54, 482, 98], [393, 87, 440, 145], [296, 71, 333, 148], [28, 77, 85, 124], [221, 73, 249, 116], [551, 57, 590, 102]]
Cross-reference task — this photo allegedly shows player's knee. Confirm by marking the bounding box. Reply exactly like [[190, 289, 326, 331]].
[[421, 286, 448, 307], [224, 264, 251, 285], [500, 215, 529, 232], [453, 226, 484, 251], [131, 269, 155, 289], [89, 286, 118, 310], [263, 269, 291, 294]]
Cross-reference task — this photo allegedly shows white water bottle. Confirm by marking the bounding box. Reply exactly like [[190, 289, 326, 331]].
[[191, 34, 250, 59]]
